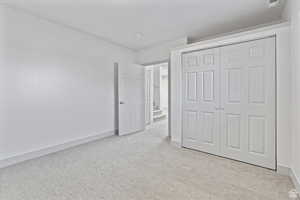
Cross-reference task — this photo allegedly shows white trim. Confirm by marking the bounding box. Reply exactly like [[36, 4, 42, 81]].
[[277, 166, 300, 193], [173, 22, 290, 51], [290, 168, 300, 193], [145, 66, 154, 125], [172, 24, 289, 54], [277, 165, 291, 176], [0, 130, 115, 169], [170, 140, 181, 148], [1, 4, 135, 51]]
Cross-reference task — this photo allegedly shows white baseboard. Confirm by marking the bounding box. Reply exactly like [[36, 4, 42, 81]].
[[290, 168, 300, 193], [0, 130, 115, 169], [277, 165, 291, 176], [170, 140, 181, 147], [277, 165, 300, 193]]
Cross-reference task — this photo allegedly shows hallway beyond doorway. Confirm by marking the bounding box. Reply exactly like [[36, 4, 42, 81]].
[[145, 62, 169, 126]]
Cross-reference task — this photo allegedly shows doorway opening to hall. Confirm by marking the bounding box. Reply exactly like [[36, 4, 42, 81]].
[[144, 62, 169, 137]]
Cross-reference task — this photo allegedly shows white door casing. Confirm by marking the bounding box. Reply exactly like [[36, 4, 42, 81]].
[[145, 68, 153, 125], [118, 64, 145, 136], [182, 37, 276, 169]]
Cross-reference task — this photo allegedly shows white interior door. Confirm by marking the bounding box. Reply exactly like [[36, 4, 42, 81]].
[[220, 37, 276, 169], [118, 64, 145, 136], [182, 37, 276, 169], [182, 48, 220, 154]]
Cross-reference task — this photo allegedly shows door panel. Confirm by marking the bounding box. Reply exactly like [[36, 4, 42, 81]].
[[186, 72, 198, 102], [220, 37, 276, 169], [248, 115, 266, 155], [119, 64, 145, 136], [248, 67, 265, 104], [226, 113, 241, 150], [183, 110, 198, 140], [203, 71, 214, 102], [227, 68, 241, 103], [201, 111, 215, 144], [182, 48, 220, 154]]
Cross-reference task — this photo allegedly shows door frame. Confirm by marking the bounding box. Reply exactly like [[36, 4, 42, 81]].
[[145, 66, 154, 125], [170, 23, 291, 170], [143, 60, 171, 138], [114, 63, 119, 135], [117, 63, 146, 136]]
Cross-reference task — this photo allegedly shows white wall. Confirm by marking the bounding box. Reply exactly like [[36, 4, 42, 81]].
[[136, 37, 187, 65], [0, 5, 136, 161], [283, 0, 300, 189], [170, 23, 292, 169]]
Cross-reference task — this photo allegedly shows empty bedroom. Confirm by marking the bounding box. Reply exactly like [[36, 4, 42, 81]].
[[0, 0, 300, 199]]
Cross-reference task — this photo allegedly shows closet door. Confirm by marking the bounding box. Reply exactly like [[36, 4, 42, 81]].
[[182, 48, 220, 155], [220, 37, 276, 169]]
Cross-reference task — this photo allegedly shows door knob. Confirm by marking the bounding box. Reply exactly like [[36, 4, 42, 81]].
[[119, 101, 125, 104]]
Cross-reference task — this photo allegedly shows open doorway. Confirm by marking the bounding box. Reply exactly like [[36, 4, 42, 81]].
[[144, 62, 169, 137]]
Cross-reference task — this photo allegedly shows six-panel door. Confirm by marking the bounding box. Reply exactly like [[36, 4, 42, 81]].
[[220, 38, 276, 169], [182, 48, 220, 155], [182, 37, 276, 169]]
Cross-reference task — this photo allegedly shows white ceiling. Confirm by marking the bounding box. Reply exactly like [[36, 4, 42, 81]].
[[5, 0, 286, 50]]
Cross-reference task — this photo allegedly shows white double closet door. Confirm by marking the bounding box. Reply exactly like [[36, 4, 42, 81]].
[[182, 37, 276, 169]]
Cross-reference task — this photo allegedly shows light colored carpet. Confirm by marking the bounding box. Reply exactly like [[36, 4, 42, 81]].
[[0, 120, 294, 200]]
